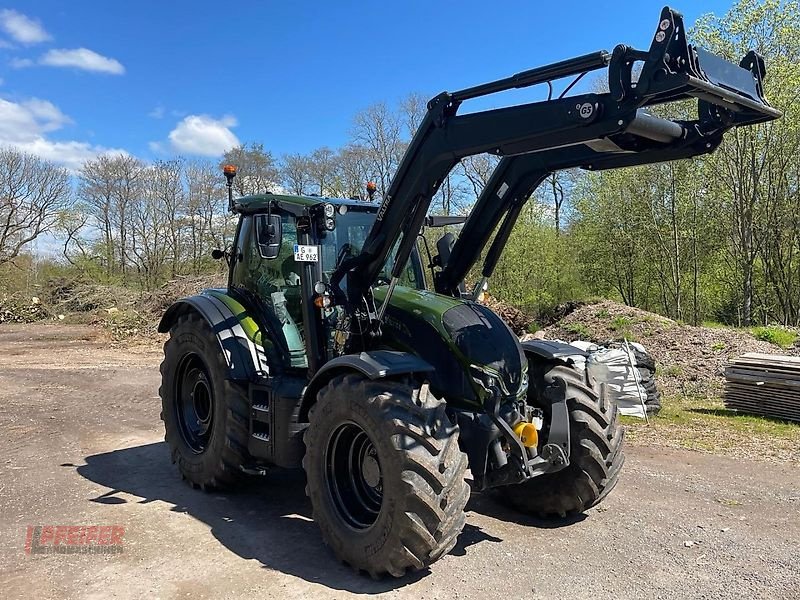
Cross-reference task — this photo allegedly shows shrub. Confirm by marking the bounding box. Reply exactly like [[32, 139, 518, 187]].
[[565, 322, 591, 338], [751, 326, 798, 349]]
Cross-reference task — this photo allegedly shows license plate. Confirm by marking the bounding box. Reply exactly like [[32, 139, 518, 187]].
[[293, 244, 319, 262]]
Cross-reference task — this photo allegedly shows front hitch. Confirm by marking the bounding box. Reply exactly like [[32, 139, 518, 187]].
[[473, 376, 572, 490]]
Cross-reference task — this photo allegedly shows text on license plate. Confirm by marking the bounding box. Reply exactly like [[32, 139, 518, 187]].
[[294, 244, 319, 262]]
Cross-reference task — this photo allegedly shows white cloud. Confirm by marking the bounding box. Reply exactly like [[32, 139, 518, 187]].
[[166, 114, 239, 157], [40, 48, 125, 75], [18, 138, 127, 172], [0, 96, 125, 171], [21, 98, 71, 131], [0, 9, 50, 44], [148, 105, 165, 119]]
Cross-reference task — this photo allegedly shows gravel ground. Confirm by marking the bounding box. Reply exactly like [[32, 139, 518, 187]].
[[1, 323, 798, 600]]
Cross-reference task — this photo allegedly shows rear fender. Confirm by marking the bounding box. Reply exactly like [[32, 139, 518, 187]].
[[158, 292, 262, 381], [298, 351, 434, 421]]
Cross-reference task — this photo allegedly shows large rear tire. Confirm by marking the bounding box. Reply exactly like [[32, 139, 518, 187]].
[[303, 374, 469, 578], [498, 360, 625, 517], [159, 312, 250, 490]]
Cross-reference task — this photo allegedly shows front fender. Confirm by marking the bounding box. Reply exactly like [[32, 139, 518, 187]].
[[159, 291, 262, 381], [521, 339, 588, 363], [299, 351, 434, 421]]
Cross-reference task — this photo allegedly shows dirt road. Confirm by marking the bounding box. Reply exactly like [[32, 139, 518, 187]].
[[1, 324, 798, 599]]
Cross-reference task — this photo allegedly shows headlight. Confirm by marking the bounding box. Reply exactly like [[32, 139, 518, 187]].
[[324, 203, 335, 218]]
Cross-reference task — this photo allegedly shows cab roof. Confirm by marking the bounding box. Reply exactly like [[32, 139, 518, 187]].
[[235, 193, 378, 212]]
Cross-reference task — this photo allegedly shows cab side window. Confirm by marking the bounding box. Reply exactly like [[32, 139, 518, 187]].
[[232, 213, 299, 299]]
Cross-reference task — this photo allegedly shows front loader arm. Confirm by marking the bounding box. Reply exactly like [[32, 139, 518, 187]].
[[435, 125, 729, 296], [331, 5, 780, 349]]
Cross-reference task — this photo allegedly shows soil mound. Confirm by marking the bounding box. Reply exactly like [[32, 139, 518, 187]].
[[542, 300, 799, 397]]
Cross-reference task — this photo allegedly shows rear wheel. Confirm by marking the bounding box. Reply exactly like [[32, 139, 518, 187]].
[[498, 360, 625, 517], [159, 312, 250, 490], [303, 374, 469, 578]]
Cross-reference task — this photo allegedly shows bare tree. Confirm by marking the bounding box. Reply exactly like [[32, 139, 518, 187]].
[[400, 92, 427, 137], [0, 148, 70, 264], [459, 154, 500, 199], [309, 147, 337, 196], [185, 160, 233, 272], [335, 144, 373, 200], [152, 159, 186, 277], [351, 102, 405, 197], [56, 206, 93, 267], [221, 143, 280, 196], [280, 153, 313, 195], [79, 154, 144, 276]]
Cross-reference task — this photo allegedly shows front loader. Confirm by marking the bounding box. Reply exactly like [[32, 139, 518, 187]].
[[158, 7, 779, 577]]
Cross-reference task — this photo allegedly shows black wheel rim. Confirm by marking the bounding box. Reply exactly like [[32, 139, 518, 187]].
[[175, 354, 214, 453], [325, 421, 383, 530]]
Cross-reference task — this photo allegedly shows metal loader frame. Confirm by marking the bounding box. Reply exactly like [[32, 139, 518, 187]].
[[332, 6, 779, 335]]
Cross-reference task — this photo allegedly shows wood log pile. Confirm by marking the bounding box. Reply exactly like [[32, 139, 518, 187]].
[[724, 353, 800, 422]]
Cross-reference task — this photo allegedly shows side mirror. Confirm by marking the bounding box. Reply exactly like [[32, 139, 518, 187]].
[[433, 232, 456, 268], [211, 248, 225, 260], [256, 214, 282, 259]]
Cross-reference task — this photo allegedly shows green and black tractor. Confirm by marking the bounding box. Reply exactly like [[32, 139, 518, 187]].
[[158, 7, 779, 578]]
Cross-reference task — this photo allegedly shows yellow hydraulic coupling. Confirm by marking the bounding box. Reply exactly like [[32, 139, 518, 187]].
[[513, 421, 538, 448]]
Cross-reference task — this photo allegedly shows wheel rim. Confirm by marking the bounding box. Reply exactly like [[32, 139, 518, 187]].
[[175, 354, 214, 453], [325, 421, 383, 530]]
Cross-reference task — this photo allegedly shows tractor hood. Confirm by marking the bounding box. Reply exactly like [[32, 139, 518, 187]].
[[374, 286, 527, 408]]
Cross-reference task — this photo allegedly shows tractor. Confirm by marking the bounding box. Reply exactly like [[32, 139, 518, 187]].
[[158, 7, 779, 577]]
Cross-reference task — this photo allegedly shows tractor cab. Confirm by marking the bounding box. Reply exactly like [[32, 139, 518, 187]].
[[224, 194, 426, 372]]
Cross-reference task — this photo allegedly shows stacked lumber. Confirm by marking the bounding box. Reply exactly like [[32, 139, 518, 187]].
[[724, 353, 800, 422]]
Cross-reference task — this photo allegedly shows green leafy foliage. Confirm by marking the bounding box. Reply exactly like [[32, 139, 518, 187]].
[[751, 326, 798, 348]]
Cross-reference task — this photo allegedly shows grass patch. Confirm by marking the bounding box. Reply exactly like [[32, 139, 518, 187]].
[[608, 315, 638, 341], [609, 316, 633, 331], [658, 364, 683, 377], [621, 394, 800, 462], [595, 309, 610, 319], [565, 322, 591, 338], [751, 325, 797, 349], [711, 342, 726, 351]]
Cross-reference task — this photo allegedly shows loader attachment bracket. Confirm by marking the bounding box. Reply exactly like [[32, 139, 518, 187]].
[[616, 6, 780, 124]]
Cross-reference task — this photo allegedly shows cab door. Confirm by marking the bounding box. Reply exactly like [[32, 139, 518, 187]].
[[230, 213, 308, 369]]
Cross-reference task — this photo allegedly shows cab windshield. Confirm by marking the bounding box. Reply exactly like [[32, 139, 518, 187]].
[[319, 207, 424, 289]]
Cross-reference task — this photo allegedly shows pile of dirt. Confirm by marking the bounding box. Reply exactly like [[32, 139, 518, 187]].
[[46, 277, 138, 313], [1, 275, 225, 340], [140, 275, 225, 316], [542, 300, 800, 398], [0, 294, 50, 324], [481, 293, 532, 335]]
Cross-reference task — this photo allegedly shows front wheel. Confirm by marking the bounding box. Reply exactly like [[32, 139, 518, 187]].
[[303, 374, 469, 578], [498, 360, 625, 517]]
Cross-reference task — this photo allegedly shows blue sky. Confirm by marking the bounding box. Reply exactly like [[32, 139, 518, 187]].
[[0, 1, 733, 170]]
